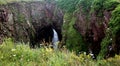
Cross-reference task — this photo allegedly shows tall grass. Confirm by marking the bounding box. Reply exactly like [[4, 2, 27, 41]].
[[0, 38, 120, 66]]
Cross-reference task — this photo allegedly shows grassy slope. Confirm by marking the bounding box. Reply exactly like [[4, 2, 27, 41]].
[[0, 38, 120, 66]]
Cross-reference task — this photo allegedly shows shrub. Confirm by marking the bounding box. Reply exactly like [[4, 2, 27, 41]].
[[62, 13, 87, 53], [0, 38, 120, 66], [98, 3, 120, 59]]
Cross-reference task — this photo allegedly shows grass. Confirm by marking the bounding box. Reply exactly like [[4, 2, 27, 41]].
[[0, 38, 120, 66]]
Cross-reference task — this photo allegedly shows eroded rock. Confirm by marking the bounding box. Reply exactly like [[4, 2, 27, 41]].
[[0, 1, 63, 46]]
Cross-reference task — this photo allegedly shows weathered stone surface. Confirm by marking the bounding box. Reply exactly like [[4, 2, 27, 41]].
[[0, 1, 63, 44], [74, 8, 112, 58]]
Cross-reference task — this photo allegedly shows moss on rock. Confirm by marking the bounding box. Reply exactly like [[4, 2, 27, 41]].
[[63, 13, 86, 53], [98, 4, 120, 59]]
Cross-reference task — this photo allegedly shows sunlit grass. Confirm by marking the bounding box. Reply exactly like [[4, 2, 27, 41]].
[[0, 38, 120, 66]]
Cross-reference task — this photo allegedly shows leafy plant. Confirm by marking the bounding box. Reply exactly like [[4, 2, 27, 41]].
[[98, 2, 120, 59], [0, 38, 120, 66], [62, 13, 87, 53], [57, 0, 80, 13]]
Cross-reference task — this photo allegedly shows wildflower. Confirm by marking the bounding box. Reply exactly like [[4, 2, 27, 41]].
[[46, 48, 53, 52], [13, 54, 16, 57], [83, 52, 86, 55], [27, 59, 30, 62], [110, 38, 112, 41], [11, 49, 16, 52]]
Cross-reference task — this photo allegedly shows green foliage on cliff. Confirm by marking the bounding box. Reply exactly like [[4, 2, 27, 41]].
[[57, 0, 94, 14], [98, 29, 112, 59], [104, 0, 120, 10], [98, 1, 120, 59], [59, 0, 120, 59], [63, 13, 86, 53], [109, 5, 120, 35], [1, 0, 120, 60], [91, 0, 119, 17], [58, 0, 95, 53], [57, 0, 80, 13], [0, 0, 47, 4], [77, 0, 93, 14]]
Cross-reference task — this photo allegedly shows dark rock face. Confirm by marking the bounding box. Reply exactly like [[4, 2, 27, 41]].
[[30, 24, 53, 48], [30, 24, 62, 48], [0, 8, 8, 22], [0, 1, 63, 46], [74, 9, 111, 58]]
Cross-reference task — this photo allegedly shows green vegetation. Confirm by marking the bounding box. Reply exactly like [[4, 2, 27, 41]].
[[98, 29, 112, 59], [63, 13, 86, 53], [98, 1, 120, 59], [57, 0, 80, 13], [58, 0, 120, 57], [0, 0, 31, 4], [0, 38, 120, 66], [59, 0, 94, 54], [76, 0, 93, 14], [91, 0, 119, 17], [57, 0, 93, 14], [59, 0, 120, 59], [0, 0, 120, 64], [109, 4, 120, 35]]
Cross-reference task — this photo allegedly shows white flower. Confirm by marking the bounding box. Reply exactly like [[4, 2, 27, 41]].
[[13, 54, 16, 57], [110, 38, 112, 41], [11, 49, 16, 52]]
